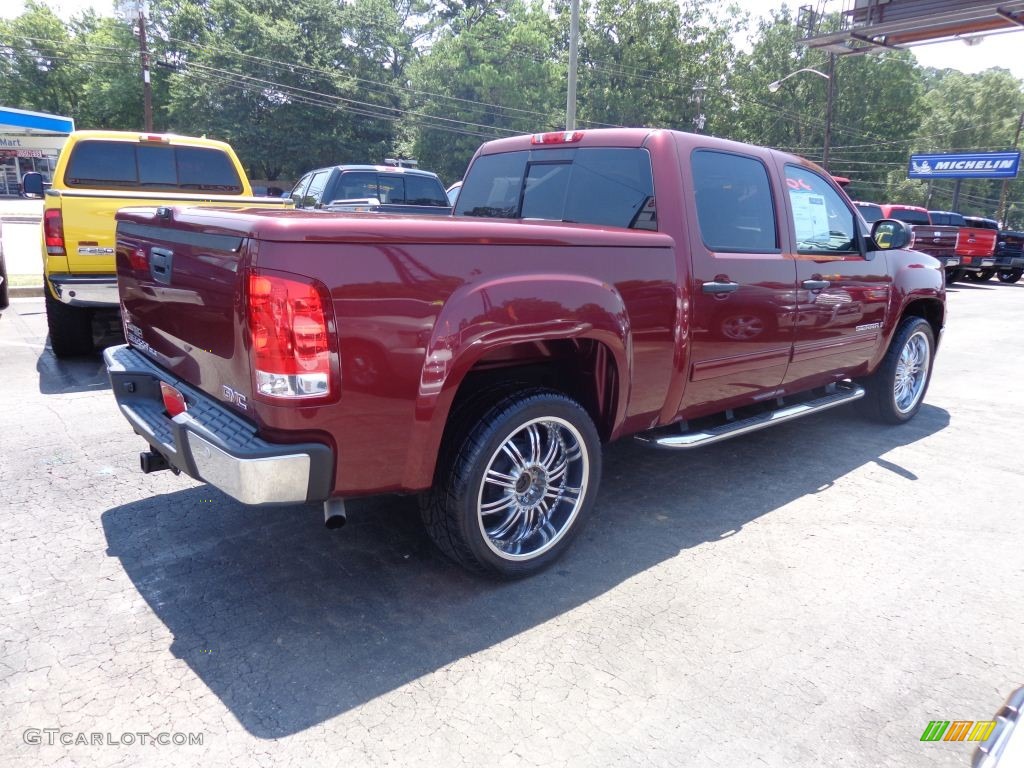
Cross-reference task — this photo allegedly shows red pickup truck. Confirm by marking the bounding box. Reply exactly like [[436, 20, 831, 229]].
[[875, 204, 996, 282], [105, 128, 945, 577]]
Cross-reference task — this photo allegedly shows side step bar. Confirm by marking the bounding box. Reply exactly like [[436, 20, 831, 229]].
[[636, 382, 866, 450]]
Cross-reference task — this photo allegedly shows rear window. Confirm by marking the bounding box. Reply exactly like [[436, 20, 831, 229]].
[[855, 203, 883, 223], [454, 147, 656, 230], [889, 208, 930, 225], [64, 140, 243, 193]]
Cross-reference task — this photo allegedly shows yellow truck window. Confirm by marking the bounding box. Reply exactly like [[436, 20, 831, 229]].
[[64, 141, 243, 193]]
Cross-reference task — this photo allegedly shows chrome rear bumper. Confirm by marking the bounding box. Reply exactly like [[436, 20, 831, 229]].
[[49, 275, 119, 307]]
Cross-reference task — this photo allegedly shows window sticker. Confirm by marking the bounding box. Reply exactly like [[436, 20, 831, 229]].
[[790, 191, 830, 244]]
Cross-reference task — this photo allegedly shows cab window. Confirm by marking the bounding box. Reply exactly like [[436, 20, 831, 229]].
[[290, 173, 313, 206], [692, 150, 778, 252], [64, 141, 243, 193], [784, 165, 858, 254], [302, 170, 331, 208]]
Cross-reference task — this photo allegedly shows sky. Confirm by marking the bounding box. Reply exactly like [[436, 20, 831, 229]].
[[3, 0, 1024, 80]]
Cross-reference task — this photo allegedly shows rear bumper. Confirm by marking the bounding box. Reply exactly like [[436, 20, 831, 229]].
[[994, 254, 1024, 269], [960, 256, 997, 272], [937, 256, 960, 268], [48, 274, 119, 307], [105, 344, 334, 505]]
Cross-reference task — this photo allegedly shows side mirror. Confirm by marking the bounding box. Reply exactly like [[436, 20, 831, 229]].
[[871, 218, 912, 251], [21, 172, 44, 198]]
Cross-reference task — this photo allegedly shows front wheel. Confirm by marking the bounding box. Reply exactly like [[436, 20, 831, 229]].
[[860, 316, 935, 424], [997, 269, 1023, 284], [421, 390, 601, 578]]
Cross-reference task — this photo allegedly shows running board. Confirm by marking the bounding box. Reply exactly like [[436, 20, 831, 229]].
[[635, 382, 865, 450]]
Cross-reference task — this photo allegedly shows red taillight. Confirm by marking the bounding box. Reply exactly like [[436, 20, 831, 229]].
[[43, 209, 65, 256], [128, 247, 148, 270], [247, 270, 335, 400], [531, 131, 585, 145], [160, 381, 187, 418], [139, 134, 170, 143]]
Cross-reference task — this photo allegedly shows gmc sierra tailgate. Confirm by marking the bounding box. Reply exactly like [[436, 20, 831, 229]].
[[109, 206, 334, 504], [115, 207, 255, 412]]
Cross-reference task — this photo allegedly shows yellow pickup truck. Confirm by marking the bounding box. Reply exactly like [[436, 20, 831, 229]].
[[23, 130, 292, 357]]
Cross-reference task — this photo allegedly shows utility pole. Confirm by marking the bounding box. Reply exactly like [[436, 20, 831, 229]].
[[997, 111, 1024, 226], [822, 53, 835, 172], [566, 0, 579, 130], [137, 1, 153, 132], [690, 82, 706, 133]]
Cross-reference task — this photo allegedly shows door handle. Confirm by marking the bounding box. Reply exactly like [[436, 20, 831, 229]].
[[702, 280, 740, 295], [802, 279, 830, 291]]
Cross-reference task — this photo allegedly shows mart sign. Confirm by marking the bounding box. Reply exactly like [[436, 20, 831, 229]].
[[908, 151, 1021, 179]]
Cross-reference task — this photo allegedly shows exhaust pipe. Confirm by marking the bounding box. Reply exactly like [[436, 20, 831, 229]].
[[324, 498, 347, 529], [139, 450, 170, 474]]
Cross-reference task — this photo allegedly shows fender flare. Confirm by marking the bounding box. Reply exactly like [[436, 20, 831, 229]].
[[401, 273, 632, 489]]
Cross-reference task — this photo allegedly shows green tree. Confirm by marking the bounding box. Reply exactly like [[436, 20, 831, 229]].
[[155, 0, 422, 181], [0, 1, 86, 116], [406, 0, 564, 182]]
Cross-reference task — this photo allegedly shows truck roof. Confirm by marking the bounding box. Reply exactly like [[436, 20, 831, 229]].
[[63, 129, 235, 152], [306, 164, 442, 179], [473, 127, 828, 171]]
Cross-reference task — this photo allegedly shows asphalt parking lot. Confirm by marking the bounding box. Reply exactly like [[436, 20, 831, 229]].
[[1, 281, 1022, 768]]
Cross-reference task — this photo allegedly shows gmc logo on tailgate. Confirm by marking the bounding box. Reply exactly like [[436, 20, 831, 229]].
[[222, 385, 248, 410]]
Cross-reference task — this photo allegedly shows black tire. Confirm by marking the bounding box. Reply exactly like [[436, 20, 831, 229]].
[[859, 316, 935, 424], [420, 389, 602, 578], [972, 269, 995, 282], [45, 291, 94, 357], [945, 268, 963, 284], [997, 269, 1023, 284]]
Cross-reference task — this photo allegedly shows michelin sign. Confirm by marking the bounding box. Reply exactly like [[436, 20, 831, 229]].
[[908, 151, 1021, 179]]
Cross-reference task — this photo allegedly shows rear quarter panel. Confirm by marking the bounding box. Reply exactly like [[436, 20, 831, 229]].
[[252, 234, 679, 495]]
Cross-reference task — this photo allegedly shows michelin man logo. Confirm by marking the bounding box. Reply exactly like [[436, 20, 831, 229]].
[[911, 159, 933, 175]]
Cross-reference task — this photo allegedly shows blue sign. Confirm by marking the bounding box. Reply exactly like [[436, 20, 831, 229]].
[[908, 151, 1021, 179]]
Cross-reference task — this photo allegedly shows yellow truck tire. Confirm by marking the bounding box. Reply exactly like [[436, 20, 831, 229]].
[[45, 292, 94, 358]]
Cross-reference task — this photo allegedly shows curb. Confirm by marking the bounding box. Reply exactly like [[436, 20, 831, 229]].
[[10, 285, 44, 298]]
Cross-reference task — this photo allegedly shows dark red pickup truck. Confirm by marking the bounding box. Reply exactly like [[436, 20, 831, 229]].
[[106, 128, 945, 577]]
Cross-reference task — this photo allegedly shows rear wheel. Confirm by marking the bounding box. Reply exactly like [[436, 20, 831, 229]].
[[420, 389, 601, 578], [45, 291, 94, 357], [859, 316, 935, 424], [945, 268, 963, 284], [997, 269, 1023, 284]]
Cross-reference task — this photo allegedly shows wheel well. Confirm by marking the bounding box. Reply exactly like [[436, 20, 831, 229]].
[[901, 298, 944, 342], [449, 339, 619, 441]]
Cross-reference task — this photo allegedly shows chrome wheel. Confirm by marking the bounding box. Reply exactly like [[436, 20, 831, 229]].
[[894, 330, 930, 414], [477, 416, 589, 561], [721, 314, 765, 340]]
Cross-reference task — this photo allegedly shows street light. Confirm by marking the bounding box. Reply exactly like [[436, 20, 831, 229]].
[[767, 59, 836, 172], [767, 67, 830, 93]]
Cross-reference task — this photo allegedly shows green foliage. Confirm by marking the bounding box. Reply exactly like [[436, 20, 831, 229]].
[[408, 0, 563, 182], [0, 1, 88, 117], [3, 0, 1024, 220]]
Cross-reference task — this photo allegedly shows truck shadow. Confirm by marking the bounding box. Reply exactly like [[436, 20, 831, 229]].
[[36, 348, 112, 395], [101, 403, 949, 739], [36, 326, 123, 395]]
